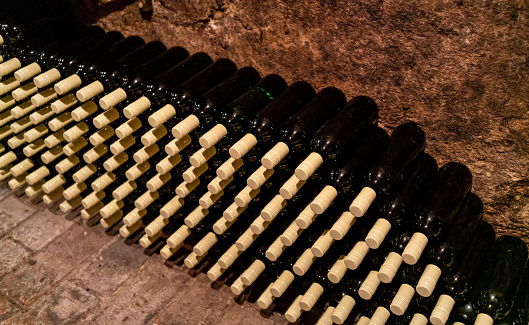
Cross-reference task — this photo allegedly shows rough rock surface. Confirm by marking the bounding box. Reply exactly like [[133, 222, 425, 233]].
[[71, 0, 529, 242]]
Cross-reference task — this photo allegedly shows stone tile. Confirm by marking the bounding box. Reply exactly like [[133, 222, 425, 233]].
[[10, 207, 74, 251], [0, 195, 39, 237], [0, 238, 31, 278], [83, 255, 187, 325], [217, 302, 286, 325], [0, 293, 22, 323], [0, 225, 111, 308], [6, 280, 99, 325], [0, 183, 13, 202], [73, 240, 148, 297]]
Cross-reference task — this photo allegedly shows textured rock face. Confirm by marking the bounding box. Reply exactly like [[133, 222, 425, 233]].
[[72, 0, 528, 242]]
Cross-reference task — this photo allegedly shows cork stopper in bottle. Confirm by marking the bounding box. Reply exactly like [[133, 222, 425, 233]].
[[280, 220, 303, 246], [265, 237, 287, 262], [311, 230, 334, 257], [206, 262, 225, 281], [10, 116, 32, 134], [115, 117, 142, 139], [328, 255, 348, 284], [103, 152, 128, 172], [100, 199, 124, 219], [402, 232, 429, 265], [140, 125, 167, 147], [310, 186, 338, 215], [184, 251, 206, 269], [378, 252, 403, 283], [145, 216, 169, 236], [99, 88, 127, 110], [11, 100, 36, 118], [160, 196, 185, 218], [344, 241, 370, 270], [240, 260, 266, 286], [8, 173, 28, 190], [166, 225, 191, 248], [256, 284, 275, 309], [230, 277, 247, 296], [261, 195, 287, 222], [316, 307, 335, 325], [72, 164, 96, 183], [293, 249, 316, 276], [175, 178, 200, 198], [189, 146, 216, 168], [416, 264, 442, 297], [29, 105, 54, 125], [122, 96, 151, 119], [41, 146, 63, 164], [165, 134, 191, 156], [409, 313, 428, 325], [14, 62, 41, 82], [369, 307, 390, 325], [199, 124, 227, 149], [184, 206, 210, 228], [234, 186, 260, 207], [160, 244, 182, 260], [474, 313, 494, 325], [42, 186, 64, 204], [207, 175, 232, 194], [147, 173, 172, 192], [299, 283, 324, 311], [429, 294, 455, 325], [25, 181, 44, 198], [91, 172, 116, 192], [80, 201, 103, 219], [44, 129, 65, 148], [349, 187, 377, 217], [0, 151, 16, 168], [279, 174, 306, 199], [24, 124, 48, 143], [357, 316, 371, 325], [51, 93, 77, 114], [110, 135, 135, 155], [100, 209, 123, 228], [134, 190, 159, 210], [48, 113, 73, 132], [23, 139, 46, 157], [390, 283, 415, 316], [0, 58, 22, 77], [81, 191, 105, 209], [199, 190, 223, 209], [75, 81, 104, 102], [261, 142, 289, 169], [216, 157, 243, 180], [332, 295, 356, 324], [295, 152, 323, 180], [172, 114, 199, 139], [156, 154, 182, 175], [182, 163, 208, 183], [83, 144, 108, 164], [71, 101, 97, 122], [54, 74, 82, 95], [0, 95, 15, 112], [122, 208, 146, 227], [247, 166, 274, 190], [235, 228, 257, 251], [229, 133, 257, 159], [63, 138, 88, 156], [148, 104, 176, 127], [11, 158, 34, 177], [296, 204, 318, 229], [365, 218, 392, 249], [92, 108, 119, 129], [194, 232, 218, 256], [285, 295, 304, 323], [12, 83, 38, 101], [133, 143, 159, 164], [63, 122, 89, 143], [139, 230, 162, 248], [33, 68, 61, 88], [112, 180, 137, 201], [42, 174, 66, 194], [55, 155, 79, 174], [218, 244, 242, 269], [250, 216, 270, 235], [213, 217, 234, 235], [125, 161, 150, 181], [26, 166, 50, 185], [358, 270, 381, 300], [270, 270, 295, 297], [0, 77, 20, 96], [223, 202, 247, 222]]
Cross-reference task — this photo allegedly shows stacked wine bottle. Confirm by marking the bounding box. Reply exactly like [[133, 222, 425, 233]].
[[1, 19, 528, 325]]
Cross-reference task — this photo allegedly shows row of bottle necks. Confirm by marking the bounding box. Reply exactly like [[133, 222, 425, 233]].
[[1, 27, 528, 325]]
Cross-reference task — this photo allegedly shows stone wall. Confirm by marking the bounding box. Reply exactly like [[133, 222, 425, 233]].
[[71, 0, 529, 242]]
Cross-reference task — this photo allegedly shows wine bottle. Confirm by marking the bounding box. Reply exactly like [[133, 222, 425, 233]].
[[401, 162, 472, 265], [509, 260, 529, 325]]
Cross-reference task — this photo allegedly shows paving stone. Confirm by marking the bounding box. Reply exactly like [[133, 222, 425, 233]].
[[0, 183, 13, 202], [73, 240, 148, 297], [0, 195, 39, 237], [217, 302, 286, 325], [6, 279, 99, 325], [0, 238, 31, 278], [10, 208, 74, 251], [0, 293, 22, 323], [83, 255, 187, 325], [0, 225, 111, 308]]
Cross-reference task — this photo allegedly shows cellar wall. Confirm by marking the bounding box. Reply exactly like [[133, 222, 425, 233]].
[[70, 0, 529, 242]]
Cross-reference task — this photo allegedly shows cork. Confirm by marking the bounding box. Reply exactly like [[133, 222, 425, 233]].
[[0, 77, 20, 96], [164, 134, 192, 156], [145, 215, 169, 236], [416, 264, 442, 297], [474, 314, 494, 325], [134, 190, 159, 210], [199, 124, 227, 149], [365, 218, 392, 249], [172, 114, 200, 139], [14, 62, 41, 82], [296, 204, 318, 229], [160, 196, 185, 218], [279, 174, 306, 199], [42, 174, 66, 194], [0, 58, 22, 77], [133, 143, 159, 164], [91, 172, 116, 192], [295, 152, 324, 180], [0, 95, 15, 112], [109, 135, 135, 155], [184, 206, 210, 228], [429, 294, 455, 325], [261, 142, 289, 169], [390, 284, 415, 316], [378, 252, 403, 283], [71, 101, 97, 121], [0, 111, 14, 128], [122, 208, 147, 227], [11, 100, 36, 118], [199, 190, 223, 209], [100, 210, 123, 228], [103, 152, 128, 172], [175, 178, 200, 198], [310, 186, 338, 214], [230, 277, 247, 296], [357, 316, 371, 325], [44, 129, 65, 148], [0, 151, 16, 168], [216, 157, 243, 180], [48, 112, 73, 132], [229, 133, 257, 159], [11, 158, 34, 177], [280, 220, 303, 246], [148, 104, 176, 127], [317, 307, 336, 325], [256, 284, 275, 309], [92, 108, 119, 129], [359, 270, 381, 300], [10, 116, 32, 134], [72, 164, 96, 183], [89, 125, 114, 146], [25, 181, 44, 198], [207, 175, 233, 194], [235, 227, 257, 251], [235, 186, 260, 207], [83, 143, 108, 164], [160, 243, 183, 260], [41, 146, 63, 164], [240, 260, 266, 286], [99, 199, 124, 219], [12, 83, 38, 101], [33, 68, 61, 88], [55, 155, 80, 174], [54, 74, 82, 95], [42, 186, 64, 204], [139, 230, 162, 248], [193, 232, 218, 256], [189, 146, 216, 167], [182, 163, 208, 183], [29, 106, 54, 125], [115, 117, 142, 139], [75, 81, 104, 102], [147, 172, 172, 192], [99, 88, 127, 110], [328, 255, 348, 284], [247, 166, 274, 190], [300, 283, 324, 311], [24, 124, 48, 143], [265, 236, 286, 261], [402, 232, 429, 265], [81, 190, 105, 209], [184, 251, 205, 269], [140, 126, 167, 147], [1, 129, 15, 146], [311, 230, 334, 257], [122, 96, 151, 119], [112, 181, 137, 201], [349, 187, 377, 217], [250, 216, 270, 234], [8, 173, 28, 190], [62, 122, 88, 143], [218, 244, 242, 269], [156, 154, 181, 175], [125, 161, 150, 181], [409, 313, 428, 325], [369, 307, 390, 325], [332, 295, 356, 324], [223, 202, 247, 222], [270, 270, 295, 297], [285, 295, 304, 323], [50, 93, 77, 114], [261, 195, 287, 222], [293, 249, 316, 276], [80, 201, 103, 219], [26, 166, 50, 185], [344, 241, 370, 270], [23, 139, 46, 158], [213, 217, 235, 235], [166, 225, 191, 248], [63, 138, 88, 156], [206, 262, 225, 281]]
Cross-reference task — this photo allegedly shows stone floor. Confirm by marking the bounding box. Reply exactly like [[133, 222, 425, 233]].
[[0, 183, 288, 325]]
